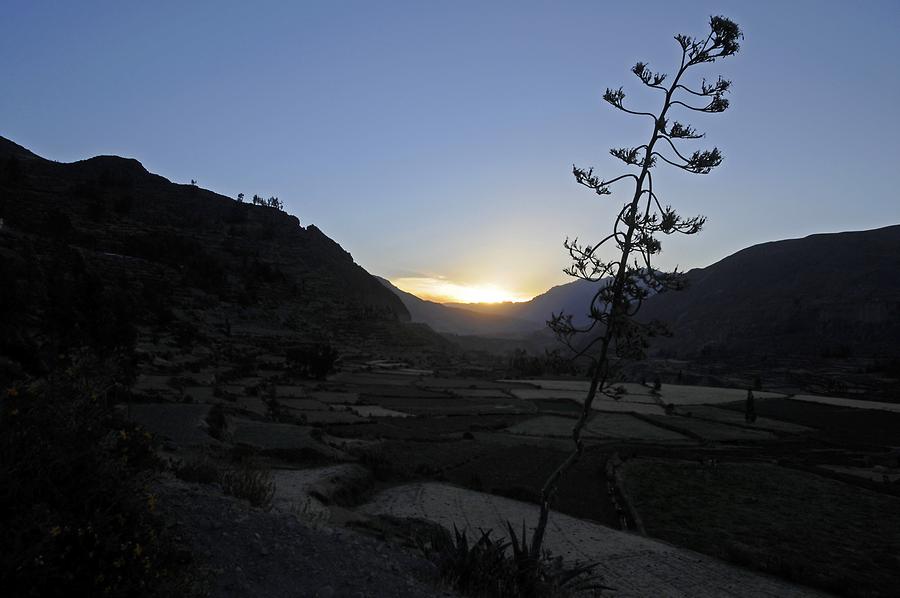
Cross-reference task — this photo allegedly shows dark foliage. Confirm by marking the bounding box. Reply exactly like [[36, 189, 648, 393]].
[[0, 354, 190, 597], [286, 343, 340, 380], [507, 349, 579, 377], [205, 404, 227, 440]]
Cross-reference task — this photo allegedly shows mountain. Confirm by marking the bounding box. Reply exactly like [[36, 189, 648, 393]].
[[445, 279, 605, 328], [377, 277, 541, 336], [420, 225, 900, 361], [0, 136, 443, 376], [639, 225, 900, 358]]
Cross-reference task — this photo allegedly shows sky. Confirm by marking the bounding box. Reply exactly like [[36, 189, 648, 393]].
[[3, 1, 899, 302]]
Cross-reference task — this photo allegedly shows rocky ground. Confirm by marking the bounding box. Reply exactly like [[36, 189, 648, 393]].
[[155, 478, 456, 598]]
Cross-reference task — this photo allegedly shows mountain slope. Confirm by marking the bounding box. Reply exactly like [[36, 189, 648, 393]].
[[378, 277, 541, 336], [0, 135, 443, 375], [639, 225, 900, 358]]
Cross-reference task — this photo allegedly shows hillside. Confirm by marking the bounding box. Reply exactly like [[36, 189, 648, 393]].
[[418, 225, 900, 363], [639, 225, 900, 358], [0, 136, 445, 378]]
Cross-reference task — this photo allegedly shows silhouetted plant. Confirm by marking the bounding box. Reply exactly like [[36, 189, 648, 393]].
[[249, 193, 284, 211], [418, 522, 606, 598], [532, 15, 742, 558]]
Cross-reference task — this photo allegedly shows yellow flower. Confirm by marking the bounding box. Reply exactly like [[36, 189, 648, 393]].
[[50, 526, 62, 537]]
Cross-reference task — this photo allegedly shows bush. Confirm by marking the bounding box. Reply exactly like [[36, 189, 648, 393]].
[[355, 446, 394, 481], [286, 344, 339, 380], [205, 404, 227, 440], [175, 457, 221, 485], [0, 354, 190, 597], [220, 462, 275, 509]]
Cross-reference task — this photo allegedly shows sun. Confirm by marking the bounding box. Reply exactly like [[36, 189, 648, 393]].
[[391, 277, 531, 304]]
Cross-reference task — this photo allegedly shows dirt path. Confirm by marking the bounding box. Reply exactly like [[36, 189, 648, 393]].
[[155, 478, 456, 598], [359, 483, 827, 598]]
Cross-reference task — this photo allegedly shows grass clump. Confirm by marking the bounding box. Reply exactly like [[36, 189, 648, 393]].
[[420, 522, 607, 598], [220, 462, 275, 508]]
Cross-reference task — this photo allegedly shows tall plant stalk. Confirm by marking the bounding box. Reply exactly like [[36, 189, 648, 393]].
[[530, 16, 742, 558]]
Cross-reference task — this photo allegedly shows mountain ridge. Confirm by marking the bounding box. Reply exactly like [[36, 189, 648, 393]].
[[0, 135, 447, 376], [386, 225, 900, 359]]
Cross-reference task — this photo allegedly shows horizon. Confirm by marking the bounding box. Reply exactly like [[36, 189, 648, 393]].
[[4, 131, 899, 305], [3, 1, 899, 303], [6, 130, 900, 305]]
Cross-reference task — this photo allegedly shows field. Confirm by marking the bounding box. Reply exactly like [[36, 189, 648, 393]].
[[639, 413, 778, 441], [619, 459, 900, 597], [507, 413, 690, 442], [125, 354, 900, 597]]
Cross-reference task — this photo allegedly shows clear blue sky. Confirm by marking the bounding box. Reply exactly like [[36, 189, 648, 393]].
[[3, 1, 899, 300]]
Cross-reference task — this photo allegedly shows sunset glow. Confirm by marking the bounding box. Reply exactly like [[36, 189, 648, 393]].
[[391, 277, 533, 304]]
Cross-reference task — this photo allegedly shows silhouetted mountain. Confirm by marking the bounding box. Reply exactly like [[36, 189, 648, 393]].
[[446, 279, 604, 328], [435, 226, 900, 361], [639, 225, 900, 358], [0, 136, 443, 375], [377, 277, 541, 336]]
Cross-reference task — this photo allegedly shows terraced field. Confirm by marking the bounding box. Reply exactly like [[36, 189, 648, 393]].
[[124, 359, 899, 596], [506, 413, 690, 442], [620, 459, 900, 597]]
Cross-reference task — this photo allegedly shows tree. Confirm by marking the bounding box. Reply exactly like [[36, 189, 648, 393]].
[[529, 16, 742, 558], [745, 388, 757, 423]]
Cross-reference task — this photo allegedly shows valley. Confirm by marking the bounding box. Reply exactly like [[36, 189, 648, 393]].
[[2, 136, 899, 597]]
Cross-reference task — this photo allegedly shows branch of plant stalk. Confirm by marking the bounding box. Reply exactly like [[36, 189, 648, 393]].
[[530, 14, 741, 555]]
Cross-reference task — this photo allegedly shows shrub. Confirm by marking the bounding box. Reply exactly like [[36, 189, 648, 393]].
[[220, 462, 275, 509], [205, 404, 227, 440], [286, 344, 339, 380], [355, 446, 394, 481], [175, 457, 221, 485], [0, 354, 190, 597]]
